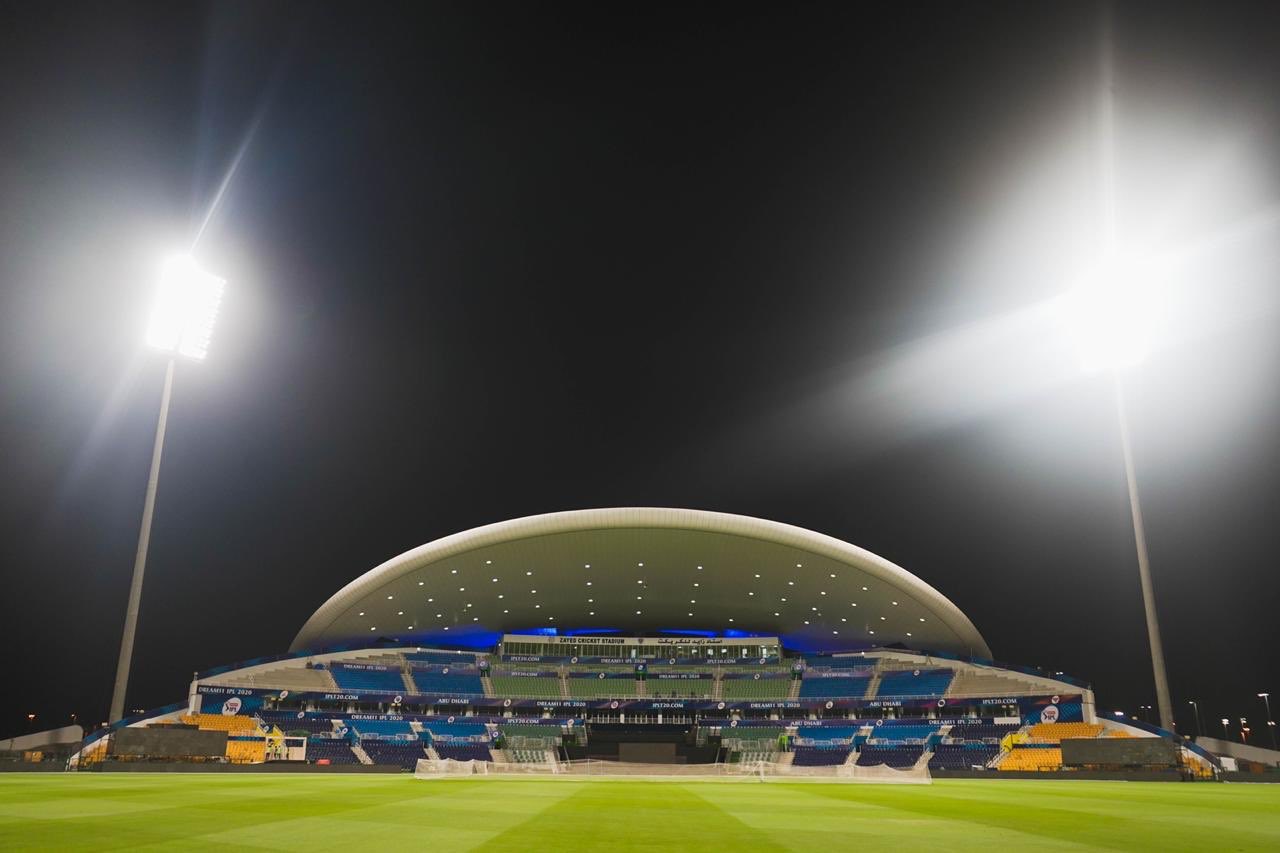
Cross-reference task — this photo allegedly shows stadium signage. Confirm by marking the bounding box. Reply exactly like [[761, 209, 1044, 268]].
[[339, 663, 392, 671], [196, 686, 255, 696], [322, 693, 360, 701], [979, 697, 1021, 705], [864, 699, 904, 708]]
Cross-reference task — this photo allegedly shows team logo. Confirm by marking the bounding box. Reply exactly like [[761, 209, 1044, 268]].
[[937, 699, 946, 707], [759, 657, 767, 665], [913, 669, 920, 677], [393, 695, 403, 705], [730, 720, 739, 728], [503, 699, 511, 707], [717, 702, 726, 711], [447, 716, 456, 723], [875, 719, 884, 727], [279, 690, 289, 699], [1040, 705, 1060, 723], [669, 658, 676, 665], [609, 701, 620, 710], [1051, 695, 1060, 705], [598, 672, 606, 679], [221, 697, 242, 716], [296, 710, 305, 719], [571, 657, 579, 664], [825, 701, 834, 710], [753, 673, 761, 681], [442, 667, 450, 675]]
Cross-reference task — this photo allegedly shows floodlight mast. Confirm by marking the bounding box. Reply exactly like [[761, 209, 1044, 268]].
[[109, 256, 224, 723]]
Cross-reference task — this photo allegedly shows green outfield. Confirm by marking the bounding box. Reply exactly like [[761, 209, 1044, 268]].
[[0, 774, 1276, 851]]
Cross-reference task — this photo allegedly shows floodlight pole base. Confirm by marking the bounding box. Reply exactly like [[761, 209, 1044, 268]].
[[109, 356, 176, 723], [1114, 374, 1175, 733]]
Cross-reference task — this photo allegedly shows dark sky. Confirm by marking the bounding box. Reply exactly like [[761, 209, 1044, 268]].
[[2, 1, 1278, 742]]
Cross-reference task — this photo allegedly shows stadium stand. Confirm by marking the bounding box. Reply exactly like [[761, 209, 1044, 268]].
[[857, 746, 924, 768], [404, 651, 479, 665], [330, 664, 406, 693], [489, 671, 563, 698], [1026, 722, 1105, 742], [181, 714, 259, 734], [1000, 746, 1063, 771], [434, 743, 492, 762], [868, 724, 938, 743], [944, 722, 1021, 742], [362, 740, 427, 768], [566, 673, 638, 699], [875, 668, 954, 697], [946, 669, 1044, 697], [203, 665, 338, 693], [306, 741, 360, 764], [798, 674, 871, 699], [792, 746, 852, 766], [225, 738, 267, 764], [928, 743, 999, 770], [408, 668, 485, 695], [419, 721, 487, 740], [257, 714, 335, 736], [720, 674, 791, 700], [348, 718, 415, 739]]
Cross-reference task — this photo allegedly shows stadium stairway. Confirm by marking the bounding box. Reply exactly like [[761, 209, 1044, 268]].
[[788, 678, 801, 700], [864, 670, 883, 698], [350, 744, 374, 765], [480, 673, 494, 696]]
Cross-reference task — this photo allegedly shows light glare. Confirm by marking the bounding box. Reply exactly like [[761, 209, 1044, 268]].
[[145, 255, 225, 360]]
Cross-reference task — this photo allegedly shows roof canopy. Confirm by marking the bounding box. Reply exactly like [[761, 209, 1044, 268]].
[[291, 508, 991, 658]]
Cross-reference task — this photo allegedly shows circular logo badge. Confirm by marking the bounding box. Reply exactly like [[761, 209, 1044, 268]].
[[443, 667, 450, 675], [730, 720, 739, 728], [825, 701, 834, 710], [296, 710, 305, 719], [610, 701, 619, 710], [394, 695, 403, 705], [913, 669, 920, 677], [1041, 705, 1060, 724], [1051, 695, 1060, 705], [571, 657, 579, 664], [503, 699, 511, 707], [598, 672, 606, 679], [937, 699, 946, 707], [669, 658, 676, 665], [221, 697, 242, 716], [279, 690, 289, 700], [717, 702, 726, 710], [447, 716, 456, 723], [875, 719, 884, 727], [753, 673, 761, 681]]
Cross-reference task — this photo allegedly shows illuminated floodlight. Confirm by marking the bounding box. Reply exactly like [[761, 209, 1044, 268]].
[[1060, 254, 1166, 372], [145, 255, 225, 360]]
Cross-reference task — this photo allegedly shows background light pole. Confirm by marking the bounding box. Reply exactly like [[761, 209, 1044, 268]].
[[108, 255, 224, 723], [1259, 693, 1276, 750], [1221, 718, 1231, 740], [1188, 699, 1202, 737]]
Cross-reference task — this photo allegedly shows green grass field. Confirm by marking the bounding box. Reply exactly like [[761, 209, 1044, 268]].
[[1, 774, 1277, 851]]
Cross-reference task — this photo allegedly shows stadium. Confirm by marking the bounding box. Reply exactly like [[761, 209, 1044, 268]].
[[65, 508, 1214, 780]]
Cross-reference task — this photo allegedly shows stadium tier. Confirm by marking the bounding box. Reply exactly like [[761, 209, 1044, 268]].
[[792, 746, 851, 766], [331, 664, 407, 693], [858, 746, 925, 768], [361, 741, 428, 768], [875, 668, 954, 698], [799, 674, 871, 699]]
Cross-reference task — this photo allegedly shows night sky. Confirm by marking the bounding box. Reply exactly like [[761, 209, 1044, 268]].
[[2, 1, 1278, 742]]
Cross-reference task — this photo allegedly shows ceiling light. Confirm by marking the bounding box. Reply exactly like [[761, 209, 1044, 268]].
[[880, 617, 886, 621], [906, 632, 913, 637], [636, 610, 642, 615], [397, 610, 404, 616], [358, 612, 365, 616], [418, 581, 424, 586], [486, 560, 492, 565], [748, 592, 754, 596], [638, 562, 644, 567], [443, 627, 449, 631], [919, 617, 926, 622], [773, 612, 780, 616], [892, 601, 898, 606], [796, 563, 802, 568], [370, 627, 376, 631], [435, 613, 442, 618], [525, 570, 532, 576], [803, 620, 809, 625], [492, 578, 498, 582], [868, 630, 875, 635], [451, 569, 457, 575], [851, 603, 857, 607], [535, 604, 540, 609], [427, 598, 433, 602], [754, 573, 761, 578], [503, 609, 509, 613], [386, 595, 393, 600], [586, 581, 592, 586]]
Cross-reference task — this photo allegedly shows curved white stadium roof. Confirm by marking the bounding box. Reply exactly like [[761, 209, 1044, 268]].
[[291, 508, 991, 658]]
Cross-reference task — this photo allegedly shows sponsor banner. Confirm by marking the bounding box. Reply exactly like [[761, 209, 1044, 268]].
[[654, 673, 708, 680], [336, 663, 394, 671]]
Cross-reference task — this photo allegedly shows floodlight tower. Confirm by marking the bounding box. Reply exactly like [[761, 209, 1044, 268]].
[[109, 255, 225, 723]]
